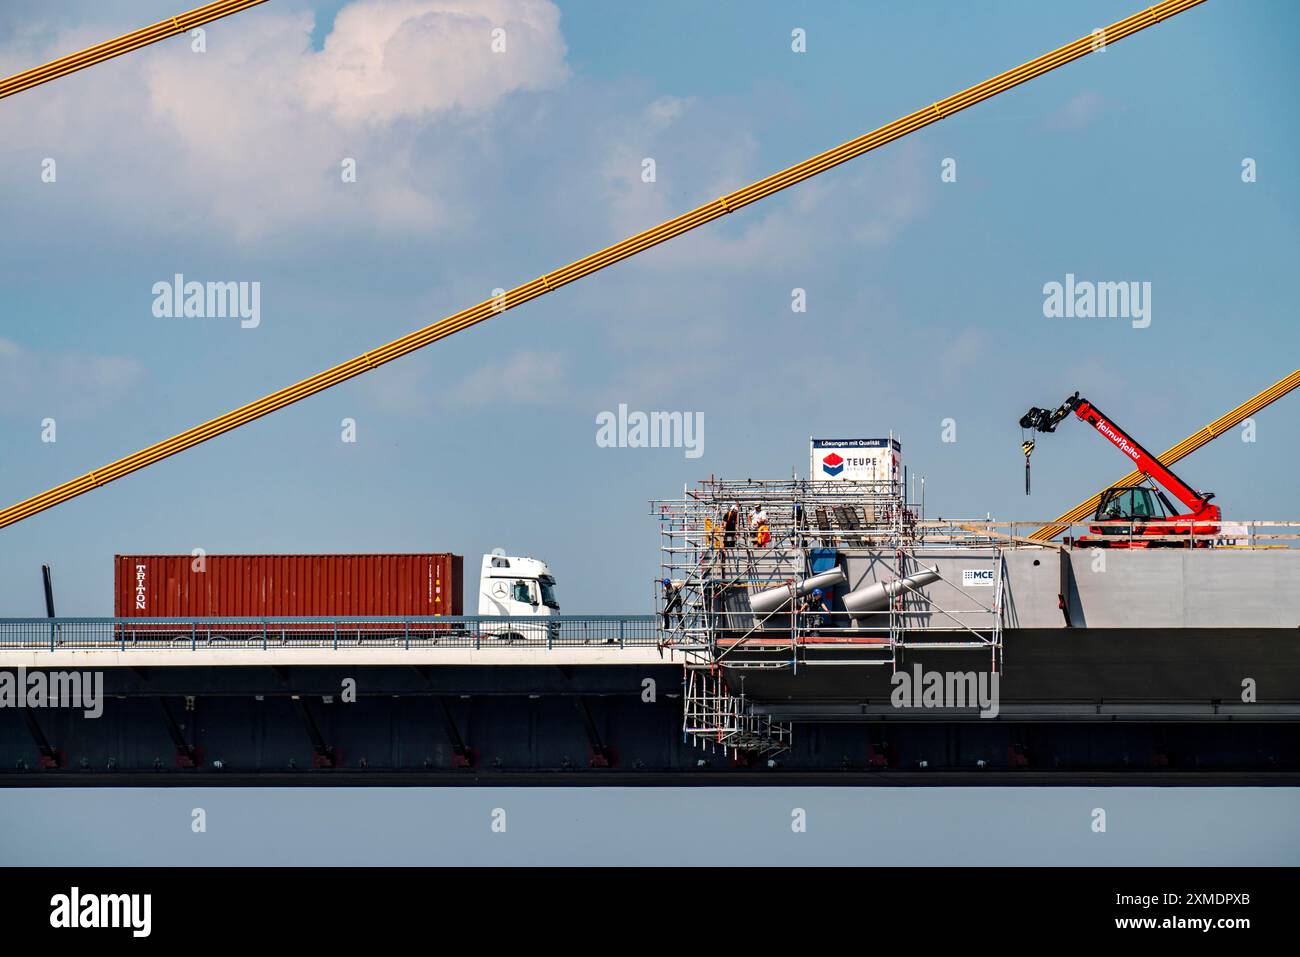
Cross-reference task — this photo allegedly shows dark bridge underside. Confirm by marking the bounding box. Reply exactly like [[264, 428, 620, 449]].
[[731, 627, 1300, 707], [1, 651, 1298, 786]]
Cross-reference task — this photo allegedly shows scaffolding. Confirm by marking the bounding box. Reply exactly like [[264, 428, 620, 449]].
[[681, 668, 792, 760], [652, 476, 1007, 754]]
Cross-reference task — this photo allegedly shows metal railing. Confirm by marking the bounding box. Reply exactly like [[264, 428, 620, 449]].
[[0, 615, 667, 652], [904, 519, 1300, 549]]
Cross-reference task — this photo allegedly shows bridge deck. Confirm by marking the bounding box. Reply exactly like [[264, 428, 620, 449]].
[[0, 616, 688, 667]]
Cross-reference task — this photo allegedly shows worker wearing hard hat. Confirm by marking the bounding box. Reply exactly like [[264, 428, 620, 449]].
[[750, 505, 770, 548], [798, 588, 830, 630], [661, 578, 684, 630], [722, 505, 739, 550]]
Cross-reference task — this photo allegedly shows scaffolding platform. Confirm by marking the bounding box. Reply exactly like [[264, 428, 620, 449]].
[[652, 476, 1006, 754], [714, 634, 892, 648]]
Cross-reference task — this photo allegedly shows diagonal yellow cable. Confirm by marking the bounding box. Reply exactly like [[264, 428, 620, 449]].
[[0, 0, 269, 101], [1029, 369, 1300, 541], [0, 0, 1208, 530]]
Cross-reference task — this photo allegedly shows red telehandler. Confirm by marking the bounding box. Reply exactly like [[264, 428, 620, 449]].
[[1019, 393, 1221, 547]]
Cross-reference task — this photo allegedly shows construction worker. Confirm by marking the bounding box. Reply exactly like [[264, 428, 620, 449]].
[[661, 578, 684, 630], [797, 588, 830, 630], [750, 504, 770, 547], [722, 505, 739, 550]]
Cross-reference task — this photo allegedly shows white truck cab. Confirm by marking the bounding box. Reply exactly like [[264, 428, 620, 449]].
[[478, 551, 560, 640]]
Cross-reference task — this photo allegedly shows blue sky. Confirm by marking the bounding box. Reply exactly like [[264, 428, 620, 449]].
[[1, 0, 1297, 615]]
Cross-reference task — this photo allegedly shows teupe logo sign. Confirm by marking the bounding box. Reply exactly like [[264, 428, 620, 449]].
[[821, 452, 844, 477]]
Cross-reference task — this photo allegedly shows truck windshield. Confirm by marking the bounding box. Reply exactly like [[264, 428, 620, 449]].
[[539, 576, 559, 609]]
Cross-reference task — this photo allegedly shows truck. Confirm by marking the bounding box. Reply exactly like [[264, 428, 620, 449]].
[[112, 550, 560, 641], [476, 550, 562, 641]]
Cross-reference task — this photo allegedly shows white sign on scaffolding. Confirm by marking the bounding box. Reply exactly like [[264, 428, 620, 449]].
[[809, 438, 902, 485]]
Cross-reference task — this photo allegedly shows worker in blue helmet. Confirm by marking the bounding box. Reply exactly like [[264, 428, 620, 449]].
[[798, 587, 831, 631], [661, 577, 684, 631]]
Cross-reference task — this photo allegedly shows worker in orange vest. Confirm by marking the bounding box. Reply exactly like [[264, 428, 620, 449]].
[[751, 505, 771, 548]]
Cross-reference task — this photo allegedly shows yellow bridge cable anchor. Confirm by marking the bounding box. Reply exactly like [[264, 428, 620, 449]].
[[0, 1, 269, 102], [0, 0, 1209, 530]]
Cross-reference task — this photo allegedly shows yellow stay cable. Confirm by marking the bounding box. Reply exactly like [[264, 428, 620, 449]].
[[0, 0, 1207, 530], [0, 1, 269, 101]]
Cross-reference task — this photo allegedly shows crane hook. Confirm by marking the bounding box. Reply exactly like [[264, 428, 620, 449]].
[[1022, 439, 1035, 495]]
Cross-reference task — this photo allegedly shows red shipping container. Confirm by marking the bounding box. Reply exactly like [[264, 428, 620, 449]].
[[114, 554, 463, 618]]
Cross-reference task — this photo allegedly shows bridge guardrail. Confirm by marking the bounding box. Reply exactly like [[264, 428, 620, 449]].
[[0, 616, 665, 652], [919, 519, 1300, 549]]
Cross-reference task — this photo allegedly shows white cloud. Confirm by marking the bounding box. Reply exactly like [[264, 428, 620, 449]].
[[301, 0, 567, 125], [574, 99, 937, 410], [0, 0, 569, 240], [644, 94, 692, 128], [355, 353, 439, 417], [1047, 91, 1104, 130], [599, 97, 934, 273], [358, 347, 572, 414], [452, 348, 570, 406], [0, 337, 144, 419]]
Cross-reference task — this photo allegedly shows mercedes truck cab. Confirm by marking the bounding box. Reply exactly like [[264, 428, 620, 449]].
[[477, 550, 560, 640]]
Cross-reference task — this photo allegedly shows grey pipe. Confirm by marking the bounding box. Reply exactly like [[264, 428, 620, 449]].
[[842, 567, 941, 623], [748, 567, 847, 616]]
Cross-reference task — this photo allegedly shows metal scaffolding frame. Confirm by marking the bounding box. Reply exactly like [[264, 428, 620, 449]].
[[652, 477, 1007, 754], [652, 478, 1005, 656], [681, 668, 792, 760]]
